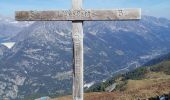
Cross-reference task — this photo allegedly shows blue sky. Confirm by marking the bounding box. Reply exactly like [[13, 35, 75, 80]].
[[0, 0, 170, 19]]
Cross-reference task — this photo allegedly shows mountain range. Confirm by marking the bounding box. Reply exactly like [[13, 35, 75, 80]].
[[0, 15, 170, 99]]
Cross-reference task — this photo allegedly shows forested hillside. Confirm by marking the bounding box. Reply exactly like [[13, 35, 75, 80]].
[[87, 53, 170, 92], [82, 53, 170, 100]]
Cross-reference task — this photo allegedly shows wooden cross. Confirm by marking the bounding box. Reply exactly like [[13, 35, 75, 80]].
[[15, 0, 141, 100]]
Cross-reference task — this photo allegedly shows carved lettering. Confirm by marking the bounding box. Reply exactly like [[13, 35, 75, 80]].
[[118, 10, 124, 16], [73, 35, 81, 72], [84, 11, 90, 17], [59, 10, 91, 18]]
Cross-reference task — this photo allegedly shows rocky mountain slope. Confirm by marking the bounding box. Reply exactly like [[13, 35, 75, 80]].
[[0, 44, 8, 58], [0, 15, 170, 99]]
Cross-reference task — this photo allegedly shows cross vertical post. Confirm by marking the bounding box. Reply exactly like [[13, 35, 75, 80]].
[[72, 0, 84, 100]]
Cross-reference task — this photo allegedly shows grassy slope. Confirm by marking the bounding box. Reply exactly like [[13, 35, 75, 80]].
[[51, 60, 170, 100]]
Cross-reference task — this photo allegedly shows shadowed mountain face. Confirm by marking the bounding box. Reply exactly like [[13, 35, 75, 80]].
[[0, 45, 8, 58], [0, 16, 170, 99]]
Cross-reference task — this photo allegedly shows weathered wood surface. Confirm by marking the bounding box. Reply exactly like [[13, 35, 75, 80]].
[[72, 22, 84, 100], [72, 0, 84, 100], [15, 9, 141, 21]]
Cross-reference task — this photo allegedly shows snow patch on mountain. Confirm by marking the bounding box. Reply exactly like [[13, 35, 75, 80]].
[[84, 82, 95, 88], [1, 42, 15, 49]]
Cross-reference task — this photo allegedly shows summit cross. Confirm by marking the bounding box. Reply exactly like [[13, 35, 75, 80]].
[[15, 0, 141, 100]]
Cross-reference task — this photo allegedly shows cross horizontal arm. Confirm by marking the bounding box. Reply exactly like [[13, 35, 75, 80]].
[[15, 8, 141, 21]]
